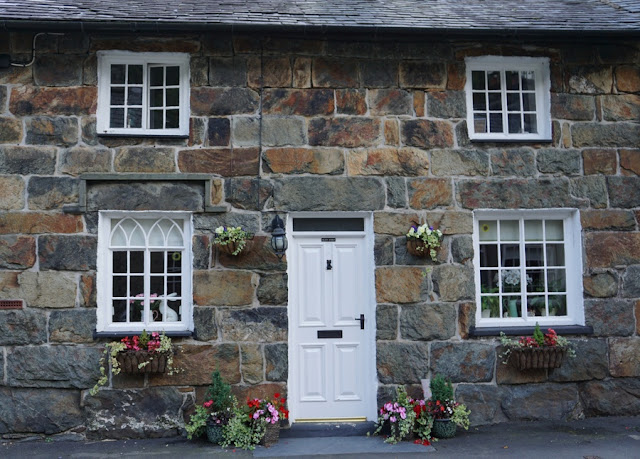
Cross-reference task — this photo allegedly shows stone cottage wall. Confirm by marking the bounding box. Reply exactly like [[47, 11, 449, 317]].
[[0, 31, 639, 439]]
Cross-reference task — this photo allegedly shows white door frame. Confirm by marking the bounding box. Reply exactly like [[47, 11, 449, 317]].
[[286, 211, 378, 423]]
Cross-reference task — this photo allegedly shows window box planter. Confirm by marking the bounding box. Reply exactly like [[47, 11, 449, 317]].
[[116, 350, 169, 374], [508, 347, 567, 370]]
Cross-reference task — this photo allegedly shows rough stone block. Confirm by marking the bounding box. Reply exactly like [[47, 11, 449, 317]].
[[567, 66, 612, 94], [615, 65, 640, 93], [580, 378, 640, 417], [265, 343, 288, 381], [622, 265, 640, 298], [218, 235, 286, 271], [348, 147, 429, 176], [457, 178, 582, 209], [373, 212, 420, 236], [240, 343, 263, 384], [263, 57, 293, 87], [59, 147, 111, 176], [38, 235, 97, 271], [193, 270, 255, 306], [83, 387, 186, 439], [193, 213, 260, 234], [25, 116, 78, 146], [178, 148, 259, 176], [273, 176, 385, 211], [336, 89, 367, 115], [400, 303, 456, 340], [424, 211, 473, 235], [584, 298, 636, 336], [496, 361, 547, 385], [602, 94, 640, 121], [224, 177, 273, 210], [581, 210, 636, 231], [427, 91, 466, 119], [0, 176, 24, 210], [583, 271, 618, 298], [220, 307, 287, 342], [190, 87, 259, 116], [189, 117, 206, 146], [375, 266, 426, 304], [369, 89, 412, 116], [114, 147, 175, 173], [374, 235, 394, 266], [0, 116, 22, 143], [9, 86, 97, 116], [502, 384, 579, 421], [585, 232, 640, 268], [312, 58, 358, 88], [620, 149, 640, 176], [263, 147, 344, 175], [0, 388, 82, 435], [432, 265, 474, 301], [81, 116, 98, 145], [49, 309, 96, 343], [27, 176, 78, 210], [263, 89, 334, 115], [537, 148, 581, 175], [377, 342, 429, 384], [0, 309, 47, 345], [384, 119, 400, 145], [571, 122, 640, 148], [399, 61, 446, 88], [455, 384, 507, 425], [0, 235, 35, 269], [550, 94, 595, 120], [608, 176, 640, 208], [33, 54, 83, 86], [80, 273, 96, 308], [18, 271, 77, 308], [293, 57, 311, 88], [546, 339, 608, 382], [86, 182, 204, 212], [206, 118, 230, 146], [0, 212, 83, 234], [431, 149, 489, 176], [0, 145, 56, 174], [386, 177, 407, 208], [414, 90, 425, 117], [401, 119, 454, 148], [569, 176, 608, 209], [7, 345, 101, 388], [262, 116, 306, 146], [583, 149, 617, 175], [458, 302, 475, 340], [430, 342, 495, 383], [451, 235, 474, 264], [209, 57, 247, 86], [257, 272, 288, 305], [193, 306, 218, 341], [407, 177, 453, 209], [90, 36, 199, 53], [376, 304, 398, 340], [309, 118, 380, 148], [361, 60, 397, 87]]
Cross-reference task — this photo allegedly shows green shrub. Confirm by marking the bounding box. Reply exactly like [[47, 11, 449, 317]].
[[430, 374, 454, 401]]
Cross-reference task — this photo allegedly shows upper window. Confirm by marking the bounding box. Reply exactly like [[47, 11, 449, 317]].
[[473, 209, 584, 328], [465, 56, 551, 141], [97, 212, 193, 333], [97, 52, 190, 136]]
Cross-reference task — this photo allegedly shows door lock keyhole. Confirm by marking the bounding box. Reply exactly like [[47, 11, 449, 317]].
[[326, 260, 332, 270]]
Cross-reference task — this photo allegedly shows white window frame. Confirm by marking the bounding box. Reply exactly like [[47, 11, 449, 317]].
[[96, 211, 194, 333], [473, 209, 584, 328], [465, 56, 551, 141], [97, 51, 190, 136]]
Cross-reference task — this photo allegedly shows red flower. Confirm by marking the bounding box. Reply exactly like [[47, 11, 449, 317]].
[[274, 393, 281, 398], [203, 400, 213, 408]]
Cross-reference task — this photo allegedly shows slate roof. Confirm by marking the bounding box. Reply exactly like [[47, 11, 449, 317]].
[[1, 0, 639, 34]]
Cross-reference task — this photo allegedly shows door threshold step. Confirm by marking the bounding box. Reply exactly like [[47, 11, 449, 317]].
[[280, 422, 376, 438]]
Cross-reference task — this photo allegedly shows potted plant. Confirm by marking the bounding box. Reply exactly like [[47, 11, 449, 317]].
[[500, 323, 575, 370], [428, 375, 470, 439], [246, 393, 289, 446], [185, 370, 236, 443], [411, 399, 434, 445], [90, 330, 180, 396], [370, 386, 418, 444], [406, 223, 443, 262], [213, 225, 253, 256]]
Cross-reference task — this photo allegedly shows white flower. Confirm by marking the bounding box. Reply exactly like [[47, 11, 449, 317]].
[[214, 226, 224, 235]]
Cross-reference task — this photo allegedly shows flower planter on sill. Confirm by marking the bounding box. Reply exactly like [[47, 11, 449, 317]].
[[116, 350, 168, 374], [509, 347, 567, 370]]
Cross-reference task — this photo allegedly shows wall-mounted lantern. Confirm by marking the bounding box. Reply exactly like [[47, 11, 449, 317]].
[[270, 215, 287, 260]]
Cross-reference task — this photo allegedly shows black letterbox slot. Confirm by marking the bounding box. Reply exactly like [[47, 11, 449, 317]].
[[317, 330, 343, 339]]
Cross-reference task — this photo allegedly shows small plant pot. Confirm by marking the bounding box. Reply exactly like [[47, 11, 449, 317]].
[[432, 419, 457, 439], [509, 347, 567, 370], [116, 351, 168, 374], [260, 422, 280, 447], [206, 421, 225, 444]]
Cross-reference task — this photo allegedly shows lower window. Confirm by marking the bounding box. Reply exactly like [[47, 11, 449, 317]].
[[473, 209, 584, 327], [97, 211, 193, 333]]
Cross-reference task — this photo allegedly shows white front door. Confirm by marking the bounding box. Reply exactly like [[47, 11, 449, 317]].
[[288, 216, 376, 422]]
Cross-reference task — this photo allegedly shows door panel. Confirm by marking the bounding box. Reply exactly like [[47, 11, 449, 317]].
[[299, 344, 327, 402], [298, 243, 326, 326], [334, 343, 362, 401], [333, 242, 361, 326]]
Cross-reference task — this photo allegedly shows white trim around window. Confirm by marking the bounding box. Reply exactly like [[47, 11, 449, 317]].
[[465, 56, 551, 141], [97, 51, 190, 136], [473, 209, 584, 328], [96, 211, 194, 333]]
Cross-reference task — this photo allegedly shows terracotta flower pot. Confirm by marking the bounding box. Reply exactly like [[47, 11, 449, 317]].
[[509, 347, 567, 370], [116, 351, 168, 374]]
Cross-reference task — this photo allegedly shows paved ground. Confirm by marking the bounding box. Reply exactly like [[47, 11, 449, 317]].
[[2, 416, 640, 458]]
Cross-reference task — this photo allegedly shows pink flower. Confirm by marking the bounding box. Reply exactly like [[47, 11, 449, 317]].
[[390, 416, 396, 423], [203, 400, 213, 408]]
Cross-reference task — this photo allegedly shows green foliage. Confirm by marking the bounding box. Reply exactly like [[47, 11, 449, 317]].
[[213, 226, 253, 255], [185, 405, 209, 440], [430, 374, 454, 402], [205, 370, 234, 412], [220, 403, 265, 450], [533, 322, 545, 346], [451, 404, 471, 430], [370, 386, 418, 444]]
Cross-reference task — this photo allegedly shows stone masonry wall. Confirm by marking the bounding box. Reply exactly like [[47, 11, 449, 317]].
[[0, 31, 639, 439]]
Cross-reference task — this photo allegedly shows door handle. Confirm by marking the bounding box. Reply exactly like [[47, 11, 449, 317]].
[[355, 313, 365, 330]]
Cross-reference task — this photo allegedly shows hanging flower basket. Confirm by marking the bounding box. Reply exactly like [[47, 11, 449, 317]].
[[116, 350, 168, 374], [508, 347, 567, 370], [259, 422, 280, 446], [406, 239, 430, 257]]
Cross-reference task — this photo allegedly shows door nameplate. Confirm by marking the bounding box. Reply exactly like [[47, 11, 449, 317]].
[[321, 238, 336, 242], [317, 330, 343, 339]]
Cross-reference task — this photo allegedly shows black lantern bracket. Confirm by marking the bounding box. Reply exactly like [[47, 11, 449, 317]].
[[269, 215, 288, 260]]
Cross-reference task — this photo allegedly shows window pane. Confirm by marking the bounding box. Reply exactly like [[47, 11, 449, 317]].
[[128, 65, 143, 84], [150, 67, 164, 86], [127, 108, 142, 128], [130, 276, 143, 295], [479, 220, 497, 241], [481, 295, 499, 318], [501, 269, 522, 293], [150, 276, 165, 296], [129, 299, 142, 322], [489, 113, 503, 132], [523, 114, 537, 133], [507, 93, 520, 111], [501, 244, 520, 267], [479, 244, 498, 267], [112, 299, 127, 322], [521, 71, 536, 90], [473, 93, 486, 110], [546, 220, 564, 241], [503, 297, 521, 318], [150, 89, 163, 107], [167, 276, 182, 295], [110, 87, 125, 105], [500, 220, 519, 241], [166, 66, 180, 85], [110, 108, 124, 128], [113, 251, 127, 273], [508, 114, 521, 133], [151, 252, 164, 273], [549, 295, 567, 316], [488, 93, 502, 110], [487, 71, 501, 90], [480, 269, 499, 290], [128, 87, 143, 105], [522, 92, 536, 111], [113, 276, 127, 297], [111, 64, 125, 84], [524, 220, 543, 241], [166, 89, 179, 107], [167, 300, 181, 321], [166, 109, 179, 128], [473, 113, 487, 133], [505, 71, 520, 90], [168, 251, 182, 272], [130, 251, 144, 273], [527, 295, 545, 317], [525, 244, 544, 267], [526, 269, 544, 292], [150, 110, 163, 129], [548, 269, 566, 292], [472, 71, 485, 90], [546, 244, 565, 266]]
